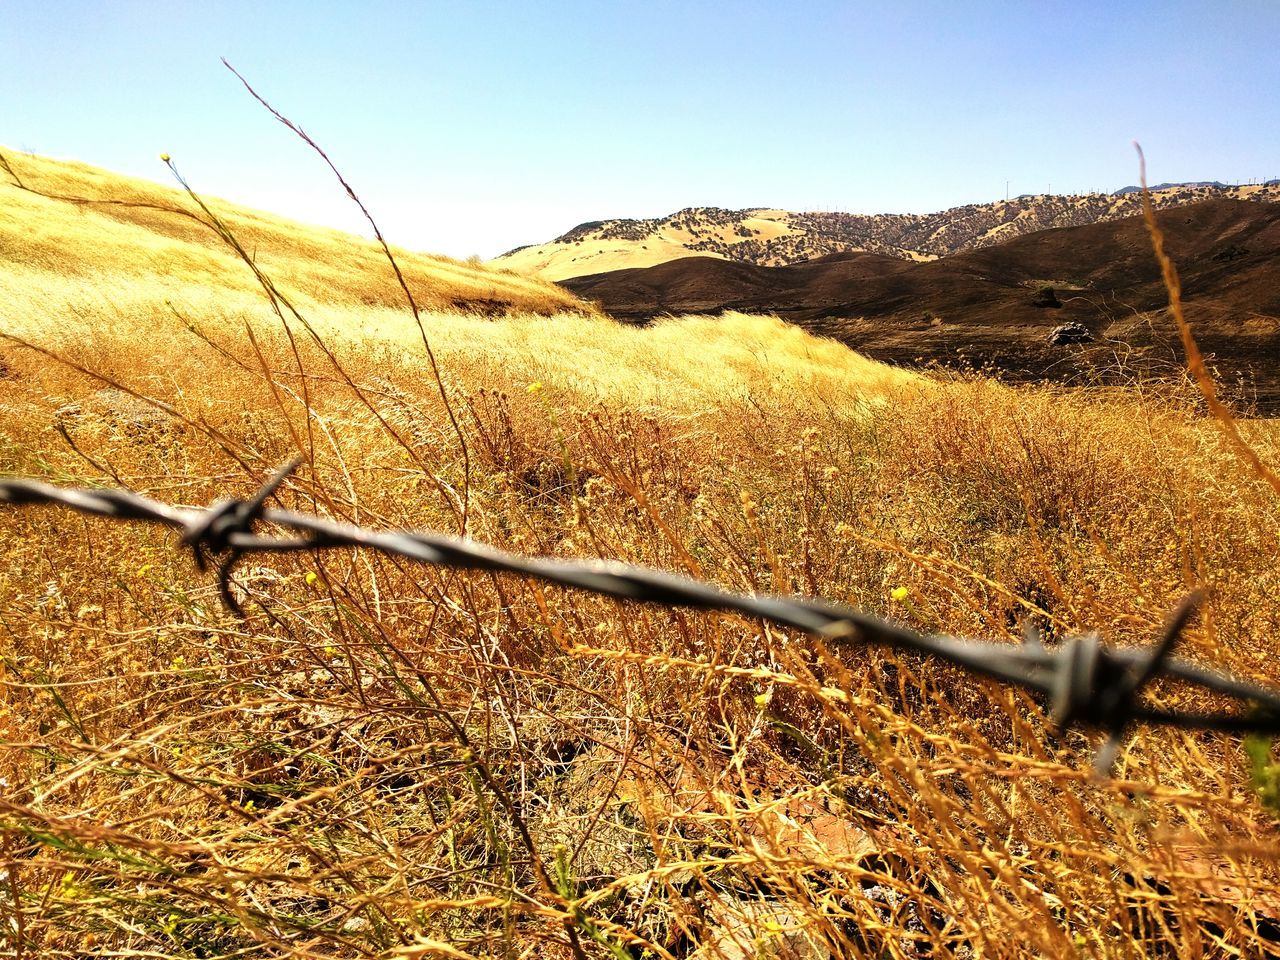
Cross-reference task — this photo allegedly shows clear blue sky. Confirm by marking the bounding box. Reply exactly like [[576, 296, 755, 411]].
[[5, 1, 1278, 259]]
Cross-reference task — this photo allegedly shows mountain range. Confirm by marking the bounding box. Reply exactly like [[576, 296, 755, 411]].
[[493, 182, 1280, 281]]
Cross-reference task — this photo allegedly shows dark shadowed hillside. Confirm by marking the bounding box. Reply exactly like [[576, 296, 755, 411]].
[[563, 199, 1280, 409]]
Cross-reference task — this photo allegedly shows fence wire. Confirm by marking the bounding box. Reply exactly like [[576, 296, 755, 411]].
[[3, 458, 1279, 771]]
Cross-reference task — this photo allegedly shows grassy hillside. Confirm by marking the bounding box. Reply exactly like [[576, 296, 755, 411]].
[[0, 149, 585, 324], [2, 152, 1280, 958]]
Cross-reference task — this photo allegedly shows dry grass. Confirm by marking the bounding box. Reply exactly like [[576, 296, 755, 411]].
[[0, 149, 583, 320], [2, 151, 1280, 959]]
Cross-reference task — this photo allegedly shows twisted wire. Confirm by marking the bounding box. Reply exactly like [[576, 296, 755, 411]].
[[4, 460, 1279, 770]]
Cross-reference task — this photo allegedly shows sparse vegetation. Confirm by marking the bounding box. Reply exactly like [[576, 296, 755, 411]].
[[2, 149, 1280, 959]]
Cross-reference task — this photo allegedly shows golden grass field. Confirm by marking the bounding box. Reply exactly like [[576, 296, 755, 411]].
[[3, 149, 1280, 958]]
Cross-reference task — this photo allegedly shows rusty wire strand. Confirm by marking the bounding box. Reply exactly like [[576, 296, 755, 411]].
[[3, 461, 1279, 772]]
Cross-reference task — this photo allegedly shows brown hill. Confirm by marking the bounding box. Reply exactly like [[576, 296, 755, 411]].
[[494, 184, 1280, 281], [562, 199, 1280, 410]]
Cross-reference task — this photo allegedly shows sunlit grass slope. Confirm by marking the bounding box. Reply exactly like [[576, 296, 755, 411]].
[[0, 148, 585, 324], [1, 149, 1280, 958]]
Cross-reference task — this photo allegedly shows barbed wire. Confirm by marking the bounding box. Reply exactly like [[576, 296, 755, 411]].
[[3, 458, 1279, 772]]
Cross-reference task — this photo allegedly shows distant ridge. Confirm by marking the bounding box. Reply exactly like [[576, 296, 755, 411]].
[[494, 182, 1280, 281], [1113, 180, 1230, 194], [561, 198, 1280, 411]]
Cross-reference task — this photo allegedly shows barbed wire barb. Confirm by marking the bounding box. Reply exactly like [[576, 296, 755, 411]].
[[4, 463, 1280, 771]]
